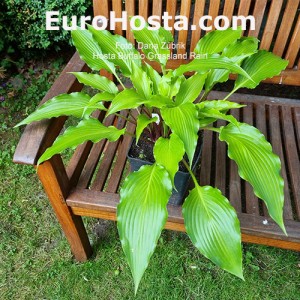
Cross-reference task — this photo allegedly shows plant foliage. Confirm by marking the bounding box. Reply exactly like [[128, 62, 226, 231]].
[[16, 24, 288, 293]]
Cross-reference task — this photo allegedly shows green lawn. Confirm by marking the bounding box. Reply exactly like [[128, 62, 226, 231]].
[[0, 58, 299, 300]]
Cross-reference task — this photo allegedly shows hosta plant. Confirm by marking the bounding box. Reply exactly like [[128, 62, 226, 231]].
[[16, 25, 288, 293]]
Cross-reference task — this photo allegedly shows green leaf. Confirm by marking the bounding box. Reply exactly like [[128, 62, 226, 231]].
[[38, 118, 125, 164], [222, 37, 259, 58], [205, 37, 259, 92], [194, 27, 242, 54], [71, 29, 115, 74], [117, 164, 172, 293], [135, 115, 158, 144], [70, 72, 118, 94], [219, 123, 285, 233], [88, 92, 116, 102], [130, 62, 152, 99], [16, 93, 97, 126], [198, 108, 239, 127], [233, 50, 289, 91], [174, 56, 253, 81], [154, 134, 185, 186], [88, 26, 141, 76], [143, 63, 162, 94], [175, 73, 207, 105], [182, 184, 243, 279], [107, 89, 146, 116], [161, 103, 199, 165], [196, 100, 245, 111], [132, 21, 173, 66], [145, 95, 174, 109]]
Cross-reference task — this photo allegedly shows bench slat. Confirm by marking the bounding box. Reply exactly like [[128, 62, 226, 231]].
[[177, 0, 192, 55], [190, 0, 205, 52], [281, 106, 300, 218], [260, 0, 284, 51], [249, 0, 268, 38], [273, 0, 299, 57], [286, 15, 300, 68]]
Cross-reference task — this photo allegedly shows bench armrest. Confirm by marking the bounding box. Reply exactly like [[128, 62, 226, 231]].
[[13, 52, 89, 165]]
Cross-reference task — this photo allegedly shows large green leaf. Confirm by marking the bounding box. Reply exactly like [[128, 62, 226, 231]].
[[194, 27, 242, 54], [145, 95, 173, 109], [71, 29, 115, 74], [143, 63, 162, 94], [117, 164, 172, 293], [161, 103, 199, 165], [196, 100, 245, 128], [88, 26, 141, 76], [174, 56, 253, 81], [70, 72, 118, 94], [196, 100, 245, 111], [182, 184, 243, 279], [198, 108, 239, 127], [38, 118, 125, 164], [219, 123, 285, 233], [233, 50, 289, 91], [107, 89, 146, 116], [154, 134, 185, 186], [15, 93, 105, 126], [175, 73, 207, 105], [132, 21, 173, 66], [130, 62, 152, 99], [205, 37, 259, 91], [135, 114, 158, 144]]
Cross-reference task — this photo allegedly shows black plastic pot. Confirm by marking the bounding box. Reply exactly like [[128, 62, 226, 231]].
[[127, 138, 203, 205]]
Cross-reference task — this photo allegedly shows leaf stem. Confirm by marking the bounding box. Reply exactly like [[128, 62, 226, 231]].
[[182, 158, 198, 186], [114, 113, 137, 125], [114, 72, 126, 90], [202, 127, 221, 133]]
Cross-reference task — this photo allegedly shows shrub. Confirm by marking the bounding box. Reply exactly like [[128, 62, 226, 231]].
[[0, 0, 92, 54]]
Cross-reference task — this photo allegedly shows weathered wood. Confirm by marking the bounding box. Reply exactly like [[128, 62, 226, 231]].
[[66, 188, 300, 251], [13, 52, 88, 165], [37, 156, 92, 261], [190, 0, 205, 52], [177, 0, 192, 55]]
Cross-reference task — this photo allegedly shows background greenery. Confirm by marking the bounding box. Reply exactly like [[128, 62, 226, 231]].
[[0, 0, 92, 59]]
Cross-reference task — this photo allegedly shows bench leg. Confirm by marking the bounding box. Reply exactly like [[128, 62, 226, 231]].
[[37, 155, 93, 261]]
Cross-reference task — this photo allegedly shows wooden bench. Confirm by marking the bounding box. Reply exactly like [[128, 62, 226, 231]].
[[13, 0, 300, 261]]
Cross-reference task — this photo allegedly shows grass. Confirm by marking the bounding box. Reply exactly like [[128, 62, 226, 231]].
[[0, 58, 300, 300]]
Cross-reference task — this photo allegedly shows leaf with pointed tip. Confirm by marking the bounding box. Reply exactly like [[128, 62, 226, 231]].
[[38, 118, 125, 164], [197, 100, 245, 111], [135, 115, 158, 144], [132, 21, 173, 66], [233, 50, 289, 91], [71, 29, 115, 74], [145, 95, 174, 109], [143, 63, 162, 94], [205, 37, 259, 91], [219, 123, 285, 233], [15, 93, 99, 126], [194, 27, 242, 54], [175, 73, 207, 105], [154, 134, 185, 186], [198, 108, 239, 127], [117, 164, 172, 293], [130, 62, 152, 99], [161, 103, 199, 165], [183, 184, 243, 279], [88, 25, 141, 76], [70, 72, 118, 94], [89, 92, 116, 103], [107, 89, 146, 116], [174, 56, 253, 81], [196, 100, 245, 128]]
